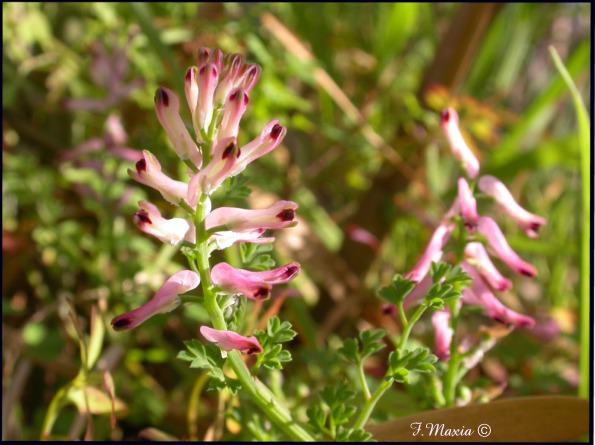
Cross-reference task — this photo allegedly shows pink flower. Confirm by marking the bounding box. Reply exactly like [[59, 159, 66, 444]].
[[209, 228, 275, 250], [440, 108, 480, 179], [187, 138, 240, 201], [461, 263, 535, 329], [211, 262, 300, 300], [345, 223, 381, 251], [432, 310, 453, 361], [478, 175, 546, 239], [155, 87, 202, 167], [226, 120, 287, 178], [196, 62, 219, 133], [457, 177, 477, 229], [405, 222, 455, 282], [111, 270, 200, 331], [205, 200, 298, 232], [214, 53, 246, 104], [476, 216, 537, 278], [218, 87, 249, 141], [200, 326, 262, 354], [134, 201, 195, 245], [464, 242, 512, 291], [128, 151, 189, 205]]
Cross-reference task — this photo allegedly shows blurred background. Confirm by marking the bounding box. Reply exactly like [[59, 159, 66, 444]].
[[2, 2, 591, 441]]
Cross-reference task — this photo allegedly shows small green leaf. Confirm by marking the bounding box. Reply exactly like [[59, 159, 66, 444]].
[[338, 338, 360, 364]]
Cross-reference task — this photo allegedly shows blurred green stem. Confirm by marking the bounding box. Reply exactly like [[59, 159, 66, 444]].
[[443, 300, 461, 407], [549, 47, 591, 399]]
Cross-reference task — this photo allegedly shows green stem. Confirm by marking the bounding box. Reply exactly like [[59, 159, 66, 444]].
[[357, 361, 372, 401], [40, 384, 71, 440], [352, 378, 393, 430], [398, 305, 427, 352], [193, 193, 314, 442], [443, 300, 461, 407]]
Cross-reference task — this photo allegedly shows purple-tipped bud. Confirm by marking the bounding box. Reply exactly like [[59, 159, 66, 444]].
[[240, 64, 261, 93], [432, 310, 453, 361], [134, 201, 195, 245], [461, 263, 535, 329], [214, 53, 246, 104], [218, 87, 249, 141], [457, 177, 478, 230], [111, 270, 200, 331], [197, 63, 219, 133], [226, 120, 287, 178], [187, 138, 240, 203], [464, 242, 512, 291], [478, 175, 547, 239], [197, 47, 212, 68], [405, 222, 455, 282], [128, 151, 189, 205], [205, 200, 299, 232], [476, 216, 537, 278], [155, 87, 202, 166], [184, 67, 200, 122], [200, 326, 262, 354], [211, 262, 301, 300], [440, 108, 480, 179]]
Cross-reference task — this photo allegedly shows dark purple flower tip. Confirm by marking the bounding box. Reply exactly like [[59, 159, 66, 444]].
[[245, 345, 263, 355], [276, 208, 295, 222], [253, 287, 271, 300], [441, 109, 451, 123], [111, 316, 132, 331], [198, 47, 212, 66], [185, 67, 194, 82], [155, 87, 169, 107], [284, 265, 300, 279], [529, 222, 542, 232], [222, 141, 238, 159], [134, 209, 152, 225], [381, 304, 397, 316], [135, 159, 147, 173], [270, 124, 284, 140], [519, 268, 536, 278]]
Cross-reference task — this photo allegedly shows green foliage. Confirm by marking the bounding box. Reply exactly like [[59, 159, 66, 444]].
[[378, 275, 416, 306], [338, 329, 387, 365], [177, 340, 241, 395], [424, 263, 472, 309], [240, 243, 277, 271], [387, 348, 438, 384], [253, 316, 297, 371]]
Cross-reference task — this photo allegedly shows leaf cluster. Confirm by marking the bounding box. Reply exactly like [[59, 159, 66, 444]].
[[253, 316, 297, 371]]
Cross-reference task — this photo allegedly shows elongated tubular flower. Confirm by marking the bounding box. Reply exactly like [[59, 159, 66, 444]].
[[478, 175, 546, 239], [154, 87, 202, 167], [187, 138, 240, 202], [218, 87, 249, 141], [464, 242, 512, 291], [134, 201, 195, 245], [214, 53, 246, 104], [205, 200, 298, 232], [128, 150, 189, 205], [200, 326, 262, 354], [211, 262, 301, 300], [432, 310, 453, 361], [440, 108, 480, 179], [209, 228, 275, 250], [111, 270, 200, 331], [476, 216, 537, 278], [196, 62, 219, 133], [457, 177, 478, 229], [405, 222, 455, 282], [461, 263, 535, 329], [226, 120, 287, 178]]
